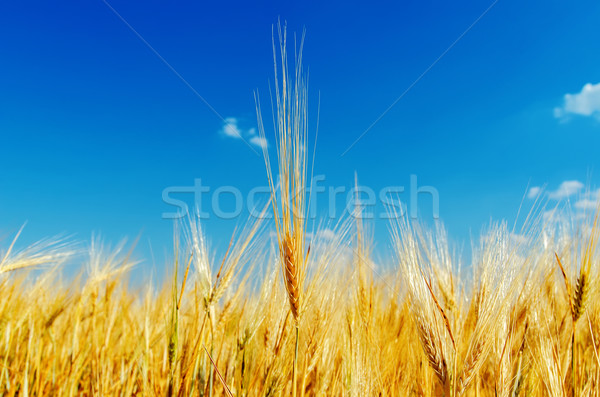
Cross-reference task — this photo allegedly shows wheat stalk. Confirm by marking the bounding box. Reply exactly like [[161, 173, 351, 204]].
[[554, 204, 599, 396], [256, 20, 310, 397]]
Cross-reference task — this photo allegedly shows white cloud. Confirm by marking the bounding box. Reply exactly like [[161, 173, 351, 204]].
[[250, 136, 268, 149], [541, 185, 599, 229], [528, 181, 593, 203], [509, 232, 528, 245], [220, 117, 243, 138], [554, 82, 600, 119], [575, 198, 598, 210], [319, 228, 336, 240], [574, 188, 600, 210], [542, 208, 559, 223], [548, 180, 584, 200], [305, 229, 333, 241], [219, 117, 268, 148], [527, 186, 541, 199]]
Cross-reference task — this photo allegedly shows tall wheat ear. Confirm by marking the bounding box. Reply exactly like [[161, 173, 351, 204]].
[[255, 19, 310, 397], [555, 202, 600, 396]]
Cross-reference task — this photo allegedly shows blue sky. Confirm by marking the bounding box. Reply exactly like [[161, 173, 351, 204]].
[[1, 0, 600, 272]]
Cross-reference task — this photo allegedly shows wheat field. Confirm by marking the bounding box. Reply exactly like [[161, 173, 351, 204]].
[[2, 25, 600, 397]]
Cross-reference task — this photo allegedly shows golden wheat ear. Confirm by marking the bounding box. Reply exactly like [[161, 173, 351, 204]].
[[282, 232, 301, 322], [255, 19, 310, 397]]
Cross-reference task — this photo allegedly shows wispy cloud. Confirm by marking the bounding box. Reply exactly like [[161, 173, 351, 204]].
[[575, 198, 598, 211], [530, 180, 598, 222], [574, 188, 600, 210], [554, 82, 600, 120], [319, 228, 336, 240], [220, 117, 243, 138], [527, 186, 541, 199], [249, 136, 268, 149], [219, 117, 268, 149], [509, 232, 528, 245], [527, 181, 584, 201], [547, 180, 584, 200]]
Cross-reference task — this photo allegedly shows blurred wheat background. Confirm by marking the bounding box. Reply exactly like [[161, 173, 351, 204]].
[[2, 196, 600, 396], [2, 24, 600, 397]]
